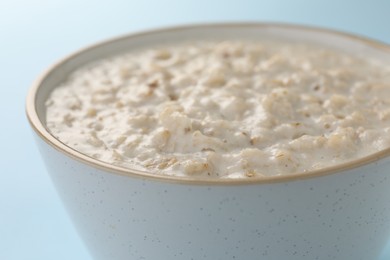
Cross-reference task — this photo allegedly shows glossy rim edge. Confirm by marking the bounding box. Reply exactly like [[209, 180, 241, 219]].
[[26, 22, 390, 186]]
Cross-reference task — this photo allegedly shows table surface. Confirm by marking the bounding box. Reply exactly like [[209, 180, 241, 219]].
[[1, 0, 390, 259]]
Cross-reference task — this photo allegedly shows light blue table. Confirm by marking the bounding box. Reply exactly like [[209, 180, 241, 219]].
[[1, 0, 390, 259]]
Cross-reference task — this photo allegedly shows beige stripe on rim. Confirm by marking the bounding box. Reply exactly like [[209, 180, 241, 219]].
[[26, 22, 390, 185]]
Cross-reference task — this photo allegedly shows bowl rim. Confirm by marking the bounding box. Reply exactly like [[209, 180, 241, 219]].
[[26, 22, 390, 186]]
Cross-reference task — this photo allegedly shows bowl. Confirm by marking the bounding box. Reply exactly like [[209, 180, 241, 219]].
[[26, 23, 390, 260]]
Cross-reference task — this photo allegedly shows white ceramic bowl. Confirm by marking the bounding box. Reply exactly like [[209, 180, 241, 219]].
[[26, 23, 390, 260]]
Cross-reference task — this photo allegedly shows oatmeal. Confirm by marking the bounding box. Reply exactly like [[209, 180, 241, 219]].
[[45, 41, 390, 178]]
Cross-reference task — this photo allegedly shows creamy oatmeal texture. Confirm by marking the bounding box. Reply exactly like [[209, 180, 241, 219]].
[[46, 40, 390, 178]]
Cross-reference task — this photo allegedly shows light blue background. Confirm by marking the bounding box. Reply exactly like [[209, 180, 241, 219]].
[[1, 0, 390, 259]]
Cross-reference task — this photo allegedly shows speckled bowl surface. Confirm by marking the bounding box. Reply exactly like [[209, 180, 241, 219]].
[[26, 23, 390, 260]]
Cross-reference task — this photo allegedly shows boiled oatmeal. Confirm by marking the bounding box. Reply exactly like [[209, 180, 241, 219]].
[[45, 41, 390, 178]]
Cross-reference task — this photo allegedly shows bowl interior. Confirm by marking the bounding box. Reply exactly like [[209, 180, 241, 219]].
[[28, 23, 390, 184]]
